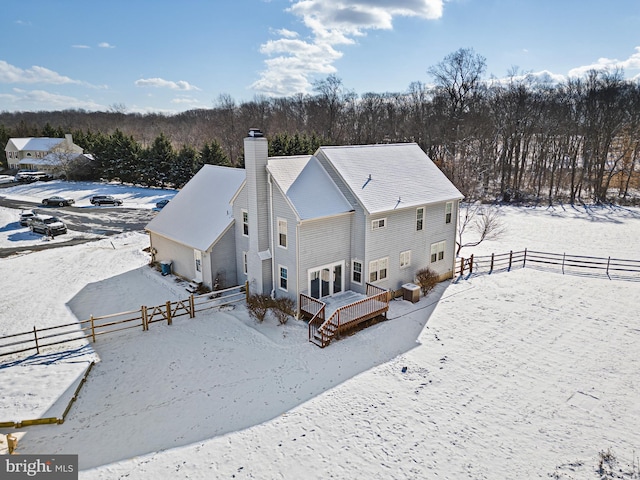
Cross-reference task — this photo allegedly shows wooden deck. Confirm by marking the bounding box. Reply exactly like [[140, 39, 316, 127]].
[[302, 284, 390, 348]]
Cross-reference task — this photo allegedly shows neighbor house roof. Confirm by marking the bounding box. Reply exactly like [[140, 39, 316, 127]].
[[318, 143, 464, 214], [145, 165, 245, 252], [267, 155, 353, 221], [7, 137, 66, 152]]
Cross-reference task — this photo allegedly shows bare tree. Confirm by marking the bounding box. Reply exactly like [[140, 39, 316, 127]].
[[456, 203, 505, 255]]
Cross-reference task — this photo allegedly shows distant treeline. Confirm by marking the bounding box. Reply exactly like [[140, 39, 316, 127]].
[[1, 48, 639, 204]]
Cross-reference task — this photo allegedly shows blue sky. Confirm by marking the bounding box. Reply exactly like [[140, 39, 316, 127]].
[[1, 0, 639, 114]]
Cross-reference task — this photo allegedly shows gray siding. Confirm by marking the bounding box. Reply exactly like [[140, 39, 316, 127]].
[[208, 225, 238, 289], [271, 183, 299, 301], [232, 184, 250, 286], [297, 214, 353, 296], [149, 233, 196, 282]]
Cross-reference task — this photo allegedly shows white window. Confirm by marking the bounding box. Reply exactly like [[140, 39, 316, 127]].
[[277, 218, 287, 248], [416, 207, 424, 231], [371, 218, 386, 230], [352, 260, 362, 284], [279, 265, 288, 291], [242, 251, 248, 275], [445, 202, 453, 224], [369, 257, 388, 283], [430, 241, 446, 263], [241, 209, 249, 236], [400, 250, 411, 268]]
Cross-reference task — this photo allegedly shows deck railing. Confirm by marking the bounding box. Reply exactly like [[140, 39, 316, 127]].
[[306, 284, 390, 348]]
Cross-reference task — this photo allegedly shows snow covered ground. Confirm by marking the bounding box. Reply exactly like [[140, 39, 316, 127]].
[[1, 181, 639, 479]]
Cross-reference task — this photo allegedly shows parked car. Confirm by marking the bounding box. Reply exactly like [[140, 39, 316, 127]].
[[19, 210, 36, 226], [0, 174, 16, 184], [42, 196, 75, 207], [155, 199, 170, 209], [16, 171, 52, 182], [29, 215, 67, 236], [90, 195, 123, 206]]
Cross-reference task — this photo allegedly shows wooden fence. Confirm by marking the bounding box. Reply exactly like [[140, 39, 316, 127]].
[[0, 284, 246, 360], [458, 249, 640, 281]]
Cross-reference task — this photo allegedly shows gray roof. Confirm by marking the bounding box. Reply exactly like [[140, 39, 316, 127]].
[[145, 165, 245, 251], [318, 143, 463, 214], [267, 155, 353, 220]]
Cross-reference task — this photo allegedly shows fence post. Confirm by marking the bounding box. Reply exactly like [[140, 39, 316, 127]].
[[562, 253, 565, 274], [33, 326, 40, 354], [606, 256, 611, 279], [141, 306, 148, 331], [508, 251, 513, 271], [459, 257, 465, 276], [469, 255, 474, 274], [523, 248, 527, 268], [245, 280, 250, 302], [490, 253, 494, 273], [189, 294, 195, 318], [90, 315, 96, 343], [166, 301, 172, 326]]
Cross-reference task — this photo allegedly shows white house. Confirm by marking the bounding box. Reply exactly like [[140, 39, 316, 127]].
[[146, 130, 463, 343], [4, 134, 83, 173]]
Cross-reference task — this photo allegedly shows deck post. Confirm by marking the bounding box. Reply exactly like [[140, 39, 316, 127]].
[[166, 301, 172, 325]]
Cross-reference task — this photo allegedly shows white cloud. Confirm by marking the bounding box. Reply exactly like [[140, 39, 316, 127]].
[[98, 42, 115, 49], [0, 60, 82, 85], [568, 46, 640, 77], [3, 88, 107, 111], [72, 45, 91, 49], [253, 0, 444, 97], [135, 78, 201, 91]]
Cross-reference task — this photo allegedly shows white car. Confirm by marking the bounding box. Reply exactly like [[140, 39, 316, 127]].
[[19, 210, 36, 226], [0, 174, 15, 184]]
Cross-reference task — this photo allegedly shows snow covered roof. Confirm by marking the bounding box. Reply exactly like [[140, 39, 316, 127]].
[[267, 155, 353, 220], [318, 143, 464, 214], [145, 165, 245, 251], [7, 137, 65, 152]]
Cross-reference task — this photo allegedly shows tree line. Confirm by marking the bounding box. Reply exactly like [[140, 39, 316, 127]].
[[1, 48, 639, 204]]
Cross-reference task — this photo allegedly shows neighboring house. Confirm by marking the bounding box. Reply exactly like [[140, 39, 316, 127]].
[[145, 165, 245, 289], [4, 134, 84, 174], [147, 130, 463, 314]]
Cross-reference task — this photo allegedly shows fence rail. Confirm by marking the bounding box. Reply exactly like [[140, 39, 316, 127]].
[[458, 249, 640, 281], [0, 284, 246, 360]]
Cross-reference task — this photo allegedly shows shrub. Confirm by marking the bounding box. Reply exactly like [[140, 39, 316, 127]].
[[415, 267, 439, 296], [246, 294, 271, 323], [271, 297, 295, 325]]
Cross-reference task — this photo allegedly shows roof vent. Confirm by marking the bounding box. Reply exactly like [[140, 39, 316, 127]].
[[248, 128, 264, 138]]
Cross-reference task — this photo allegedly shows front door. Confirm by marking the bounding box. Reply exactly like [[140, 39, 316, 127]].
[[193, 250, 203, 283], [308, 261, 344, 299]]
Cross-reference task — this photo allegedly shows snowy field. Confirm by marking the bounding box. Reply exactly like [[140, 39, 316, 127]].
[[1, 181, 639, 479]]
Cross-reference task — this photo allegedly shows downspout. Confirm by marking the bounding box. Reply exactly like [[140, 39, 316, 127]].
[[268, 172, 276, 298], [451, 199, 460, 277], [296, 221, 300, 318]]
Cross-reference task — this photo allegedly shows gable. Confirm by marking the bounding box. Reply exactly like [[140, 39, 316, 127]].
[[267, 155, 353, 221], [317, 143, 463, 214], [145, 164, 245, 251]]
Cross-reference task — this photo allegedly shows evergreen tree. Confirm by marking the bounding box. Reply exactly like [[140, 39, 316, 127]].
[[200, 140, 229, 166], [171, 145, 199, 187]]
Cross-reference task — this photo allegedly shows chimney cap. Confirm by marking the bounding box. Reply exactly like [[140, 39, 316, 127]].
[[248, 128, 264, 138]]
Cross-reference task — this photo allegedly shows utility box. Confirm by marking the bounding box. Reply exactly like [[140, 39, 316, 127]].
[[402, 283, 420, 303], [160, 261, 172, 276]]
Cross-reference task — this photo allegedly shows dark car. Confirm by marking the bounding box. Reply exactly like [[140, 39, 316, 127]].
[[42, 196, 75, 207], [155, 199, 170, 209], [90, 195, 123, 206], [29, 214, 67, 236]]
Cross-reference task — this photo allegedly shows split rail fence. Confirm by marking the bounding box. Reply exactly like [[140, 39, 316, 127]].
[[0, 283, 247, 360], [457, 249, 640, 281]]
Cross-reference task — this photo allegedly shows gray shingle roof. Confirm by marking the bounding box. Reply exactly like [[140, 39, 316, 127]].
[[318, 143, 463, 214]]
